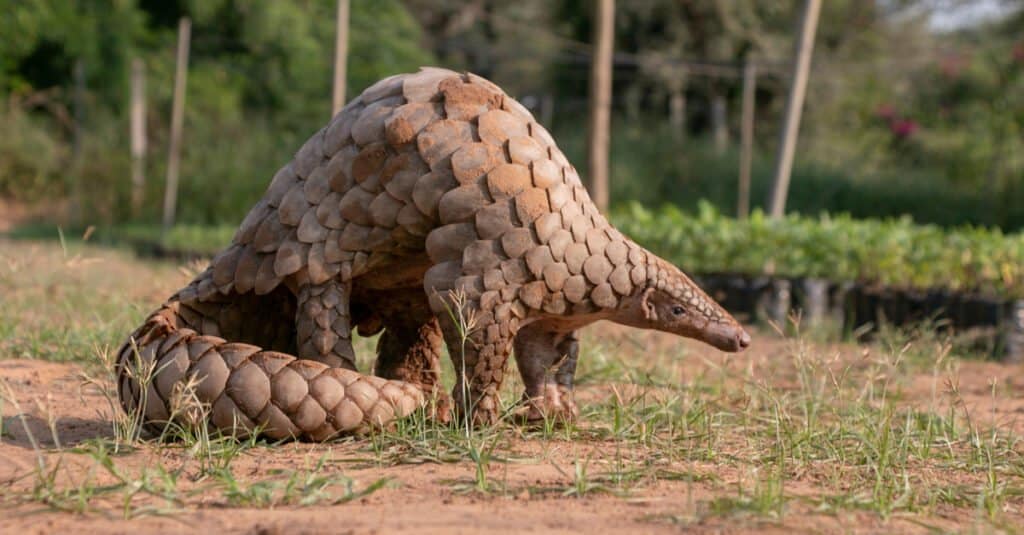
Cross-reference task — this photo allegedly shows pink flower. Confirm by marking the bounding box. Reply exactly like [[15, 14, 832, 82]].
[[890, 119, 919, 138]]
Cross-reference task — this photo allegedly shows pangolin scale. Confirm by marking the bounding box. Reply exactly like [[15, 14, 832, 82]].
[[116, 67, 750, 441]]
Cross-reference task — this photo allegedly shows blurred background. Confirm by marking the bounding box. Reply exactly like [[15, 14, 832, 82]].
[[3, 0, 1022, 227], [1, 0, 1023, 348]]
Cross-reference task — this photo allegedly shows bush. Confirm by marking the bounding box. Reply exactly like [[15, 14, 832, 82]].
[[0, 103, 65, 201], [613, 201, 1024, 298]]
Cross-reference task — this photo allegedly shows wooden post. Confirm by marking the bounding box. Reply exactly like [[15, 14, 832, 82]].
[[162, 17, 191, 232], [737, 59, 756, 219], [711, 93, 728, 153], [767, 0, 822, 218], [69, 59, 86, 224], [587, 0, 614, 212], [130, 58, 147, 218], [669, 87, 686, 133], [332, 0, 350, 116], [540, 93, 554, 129]]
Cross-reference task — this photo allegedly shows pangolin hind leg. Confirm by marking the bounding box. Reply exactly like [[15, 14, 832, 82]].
[[512, 324, 580, 422], [354, 287, 451, 419], [374, 318, 444, 392], [295, 279, 357, 370], [373, 318, 452, 421]]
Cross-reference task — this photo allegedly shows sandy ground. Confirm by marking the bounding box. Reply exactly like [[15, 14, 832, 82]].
[[2, 336, 1023, 534]]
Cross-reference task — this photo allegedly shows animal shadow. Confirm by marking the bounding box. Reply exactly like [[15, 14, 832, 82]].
[[1, 413, 114, 450]]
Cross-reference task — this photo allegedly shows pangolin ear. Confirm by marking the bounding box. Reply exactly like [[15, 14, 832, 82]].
[[641, 287, 658, 321]]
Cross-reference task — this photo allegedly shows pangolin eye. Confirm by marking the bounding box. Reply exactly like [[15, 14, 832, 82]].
[[671, 305, 686, 316]]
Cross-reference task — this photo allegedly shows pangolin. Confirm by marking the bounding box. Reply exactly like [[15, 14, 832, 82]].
[[115, 67, 750, 440]]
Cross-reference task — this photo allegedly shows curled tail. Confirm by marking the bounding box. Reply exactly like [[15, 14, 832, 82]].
[[115, 299, 425, 441]]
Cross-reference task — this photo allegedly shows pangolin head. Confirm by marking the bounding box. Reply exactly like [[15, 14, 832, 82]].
[[619, 258, 751, 353]]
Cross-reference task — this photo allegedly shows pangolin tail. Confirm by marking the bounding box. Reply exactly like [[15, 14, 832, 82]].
[[115, 299, 426, 441]]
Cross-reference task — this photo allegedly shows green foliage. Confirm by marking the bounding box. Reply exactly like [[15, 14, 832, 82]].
[[180, 0, 433, 130], [0, 0, 434, 224], [614, 201, 1024, 297], [554, 121, 1024, 230], [0, 102, 65, 200], [1, 0, 1022, 236], [0, 1, 147, 100]]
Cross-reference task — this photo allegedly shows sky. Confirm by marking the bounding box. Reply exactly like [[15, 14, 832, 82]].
[[925, 0, 1020, 30]]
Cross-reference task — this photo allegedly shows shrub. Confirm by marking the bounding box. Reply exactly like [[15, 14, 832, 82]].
[[613, 201, 1024, 298]]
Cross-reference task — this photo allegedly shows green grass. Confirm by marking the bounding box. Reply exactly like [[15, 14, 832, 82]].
[[7, 223, 236, 258], [0, 238, 173, 364]]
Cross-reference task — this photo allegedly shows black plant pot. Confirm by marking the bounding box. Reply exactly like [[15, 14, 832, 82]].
[[962, 293, 1003, 325], [830, 281, 855, 335], [922, 289, 953, 327], [696, 273, 759, 323], [881, 288, 910, 327]]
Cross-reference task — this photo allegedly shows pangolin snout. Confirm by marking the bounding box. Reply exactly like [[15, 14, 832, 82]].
[[738, 329, 752, 349], [703, 323, 752, 353]]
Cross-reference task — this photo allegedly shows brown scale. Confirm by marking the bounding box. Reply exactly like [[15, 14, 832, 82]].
[[115, 67, 751, 440]]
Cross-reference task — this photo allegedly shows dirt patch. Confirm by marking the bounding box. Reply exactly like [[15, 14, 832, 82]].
[[2, 347, 1021, 534]]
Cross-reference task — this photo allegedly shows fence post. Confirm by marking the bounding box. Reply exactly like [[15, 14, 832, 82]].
[[737, 59, 756, 219], [587, 0, 614, 212], [767, 0, 822, 218], [162, 17, 191, 232], [71, 59, 86, 225], [540, 93, 555, 129], [130, 58, 147, 218], [669, 73, 687, 135], [711, 93, 728, 154], [332, 0, 350, 116]]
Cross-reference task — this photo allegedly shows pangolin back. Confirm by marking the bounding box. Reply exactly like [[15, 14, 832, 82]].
[[190, 67, 596, 306]]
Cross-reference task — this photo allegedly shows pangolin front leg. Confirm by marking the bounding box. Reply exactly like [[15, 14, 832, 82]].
[[295, 279, 357, 370], [428, 262, 519, 426], [441, 320, 513, 426], [513, 325, 580, 422]]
